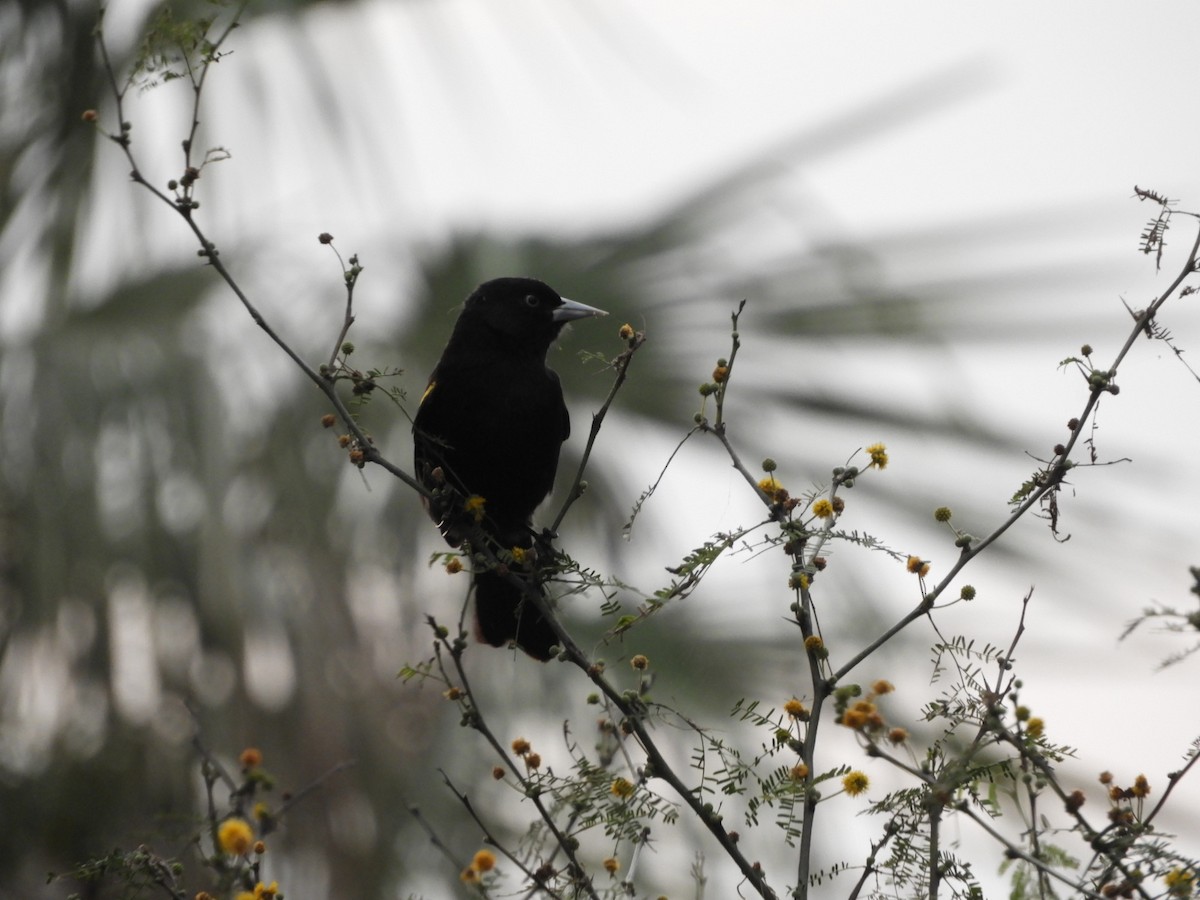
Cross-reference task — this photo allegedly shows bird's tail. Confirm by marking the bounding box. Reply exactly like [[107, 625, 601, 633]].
[[473, 571, 558, 661]]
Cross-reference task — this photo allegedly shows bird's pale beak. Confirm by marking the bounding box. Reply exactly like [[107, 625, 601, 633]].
[[553, 297, 608, 322]]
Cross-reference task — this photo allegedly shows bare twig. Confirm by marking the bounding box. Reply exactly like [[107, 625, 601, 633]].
[[440, 772, 568, 899], [275, 759, 358, 820], [551, 329, 646, 533], [323, 240, 362, 373]]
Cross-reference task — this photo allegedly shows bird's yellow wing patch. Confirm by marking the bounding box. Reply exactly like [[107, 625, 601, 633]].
[[420, 381, 436, 405]]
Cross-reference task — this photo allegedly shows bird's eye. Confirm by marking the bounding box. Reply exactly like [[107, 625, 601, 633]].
[[523, 294, 539, 308]]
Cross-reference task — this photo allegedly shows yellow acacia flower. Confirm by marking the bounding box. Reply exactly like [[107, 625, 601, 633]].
[[217, 818, 254, 856], [757, 476, 788, 502], [811, 498, 834, 519], [1132, 774, 1151, 798], [464, 494, 486, 522], [783, 698, 808, 719], [472, 849, 497, 872], [904, 555, 931, 577], [611, 777, 635, 797], [842, 771, 870, 797], [239, 747, 263, 769], [1165, 868, 1196, 897], [841, 709, 867, 729], [866, 443, 888, 469]]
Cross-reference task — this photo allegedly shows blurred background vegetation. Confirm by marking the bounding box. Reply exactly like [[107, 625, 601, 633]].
[[3, 1, 1199, 897]]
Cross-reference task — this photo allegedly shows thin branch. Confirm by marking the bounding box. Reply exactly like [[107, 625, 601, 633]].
[[550, 631, 780, 899], [713, 299, 745, 432], [867, 744, 1104, 899], [551, 330, 646, 533], [274, 759, 358, 821], [439, 635, 599, 900], [1139, 743, 1200, 829], [323, 240, 361, 372], [406, 802, 473, 875], [845, 825, 897, 900], [440, 773, 567, 899]]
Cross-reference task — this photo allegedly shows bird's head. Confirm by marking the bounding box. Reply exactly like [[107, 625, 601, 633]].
[[460, 277, 607, 354]]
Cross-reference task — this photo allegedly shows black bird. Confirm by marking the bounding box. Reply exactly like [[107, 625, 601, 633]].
[[413, 277, 606, 660]]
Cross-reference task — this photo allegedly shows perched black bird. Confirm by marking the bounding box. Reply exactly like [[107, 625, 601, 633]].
[[413, 277, 606, 660]]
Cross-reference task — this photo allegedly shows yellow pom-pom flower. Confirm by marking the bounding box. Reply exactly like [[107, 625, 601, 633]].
[[611, 777, 635, 797], [783, 698, 808, 719], [1165, 868, 1196, 897], [842, 771, 870, 797], [464, 494, 487, 522], [217, 818, 254, 856], [757, 476, 788, 502], [1132, 773, 1151, 798], [866, 443, 888, 469], [905, 556, 930, 577]]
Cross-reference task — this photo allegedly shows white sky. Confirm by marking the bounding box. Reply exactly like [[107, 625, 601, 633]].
[[84, 1, 1200, 265], [329, 2, 1200, 236]]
